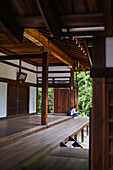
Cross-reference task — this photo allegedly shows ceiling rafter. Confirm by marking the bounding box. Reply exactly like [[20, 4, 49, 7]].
[[24, 28, 74, 66], [0, 1, 23, 43], [36, 0, 62, 37]]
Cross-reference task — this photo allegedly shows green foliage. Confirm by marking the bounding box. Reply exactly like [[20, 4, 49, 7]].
[[75, 71, 92, 116], [38, 88, 53, 113]]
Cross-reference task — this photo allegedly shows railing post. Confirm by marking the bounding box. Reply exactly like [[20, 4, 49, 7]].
[[81, 128, 84, 143]]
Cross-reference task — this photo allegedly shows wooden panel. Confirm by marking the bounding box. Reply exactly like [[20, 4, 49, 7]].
[[54, 89, 69, 113], [92, 78, 105, 170], [105, 84, 113, 169], [18, 86, 28, 114], [8, 84, 17, 116], [8, 84, 29, 116], [91, 37, 106, 170]]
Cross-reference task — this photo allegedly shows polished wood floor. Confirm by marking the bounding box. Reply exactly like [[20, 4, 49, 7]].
[[0, 116, 89, 170], [0, 114, 70, 138], [33, 147, 89, 170]]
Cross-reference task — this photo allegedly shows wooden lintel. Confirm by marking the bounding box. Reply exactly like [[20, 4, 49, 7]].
[[90, 67, 113, 78], [61, 13, 104, 27], [24, 28, 73, 66], [38, 83, 71, 88], [36, 0, 62, 37], [63, 30, 105, 37], [0, 53, 44, 60], [15, 13, 104, 28], [0, 1, 23, 43]]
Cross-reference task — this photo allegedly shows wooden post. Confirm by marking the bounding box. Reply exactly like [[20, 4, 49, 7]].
[[86, 125, 88, 136], [91, 37, 105, 170], [70, 68, 75, 109], [41, 52, 48, 125], [81, 128, 84, 143], [19, 60, 22, 73], [36, 66, 38, 114], [75, 134, 77, 141], [75, 72, 79, 111]]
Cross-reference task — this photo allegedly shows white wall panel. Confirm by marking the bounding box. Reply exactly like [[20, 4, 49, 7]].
[[106, 37, 113, 67], [29, 86, 37, 114], [0, 82, 7, 118], [0, 62, 19, 80]]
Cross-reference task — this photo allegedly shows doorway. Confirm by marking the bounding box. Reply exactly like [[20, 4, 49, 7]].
[[8, 84, 29, 116]]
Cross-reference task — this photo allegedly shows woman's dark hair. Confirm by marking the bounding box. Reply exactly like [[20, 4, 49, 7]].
[[74, 105, 76, 108]]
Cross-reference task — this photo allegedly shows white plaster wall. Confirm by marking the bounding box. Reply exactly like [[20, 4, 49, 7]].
[[6, 60, 19, 65], [0, 82, 7, 118], [21, 69, 36, 84], [0, 62, 19, 80], [29, 86, 37, 114], [0, 61, 36, 83], [38, 66, 71, 78], [22, 61, 36, 70], [22, 61, 36, 83], [106, 37, 113, 67]]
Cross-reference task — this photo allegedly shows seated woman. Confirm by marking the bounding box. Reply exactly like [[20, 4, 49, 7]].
[[70, 105, 79, 119]]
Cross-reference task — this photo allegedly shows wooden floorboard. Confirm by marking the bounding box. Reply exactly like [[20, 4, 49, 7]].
[[0, 114, 71, 138], [33, 148, 88, 170], [0, 116, 89, 170], [50, 147, 89, 159]]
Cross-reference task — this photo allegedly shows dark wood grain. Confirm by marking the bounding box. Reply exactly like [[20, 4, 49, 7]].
[[0, 116, 89, 170]]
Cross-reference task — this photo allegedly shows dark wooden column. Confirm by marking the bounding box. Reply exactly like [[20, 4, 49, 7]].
[[70, 68, 75, 110], [36, 66, 38, 114], [41, 52, 48, 125], [76, 87, 78, 110], [91, 37, 106, 170]]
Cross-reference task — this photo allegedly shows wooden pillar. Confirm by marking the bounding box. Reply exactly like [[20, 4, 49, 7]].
[[70, 68, 75, 109], [19, 60, 22, 73], [91, 37, 105, 170], [41, 52, 48, 125], [81, 128, 84, 143], [75, 134, 77, 141], [36, 66, 38, 114], [86, 125, 88, 136], [75, 72, 79, 111]]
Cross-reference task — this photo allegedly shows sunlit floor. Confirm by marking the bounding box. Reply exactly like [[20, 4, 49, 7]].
[[0, 114, 71, 138]]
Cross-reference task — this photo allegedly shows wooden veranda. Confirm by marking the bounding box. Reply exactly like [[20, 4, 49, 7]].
[[0, 0, 113, 170]]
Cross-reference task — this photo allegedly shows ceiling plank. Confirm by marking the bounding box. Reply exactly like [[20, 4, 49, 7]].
[[15, 16, 45, 28], [36, 0, 62, 37], [14, 13, 104, 28], [24, 28, 74, 66], [103, 0, 113, 36], [0, 1, 23, 43], [61, 13, 104, 27]]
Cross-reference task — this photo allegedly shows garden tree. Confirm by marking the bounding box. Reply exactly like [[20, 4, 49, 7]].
[[38, 88, 53, 113], [75, 71, 92, 116]]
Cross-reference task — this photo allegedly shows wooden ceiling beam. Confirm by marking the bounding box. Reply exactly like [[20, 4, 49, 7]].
[[63, 30, 105, 37], [0, 1, 23, 43], [0, 53, 44, 60], [36, 0, 62, 37], [14, 13, 104, 28], [24, 29, 74, 66], [103, 0, 113, 36], [61, 13, 104, 27]]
